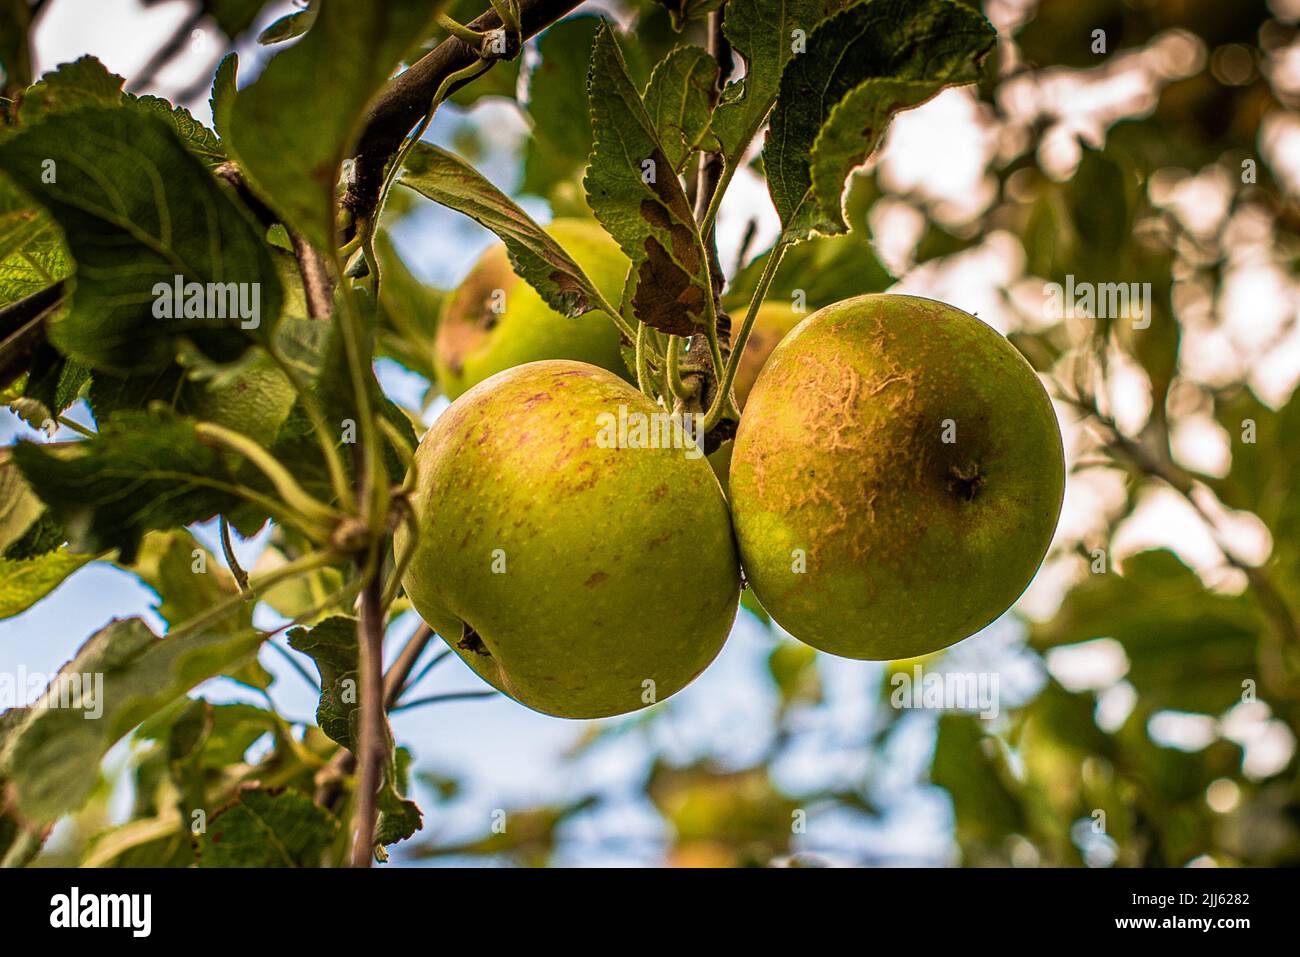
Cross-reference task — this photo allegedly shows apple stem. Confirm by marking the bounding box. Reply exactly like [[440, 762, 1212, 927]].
[[703, 238, 789, 432], [342, 0, 586, 233]]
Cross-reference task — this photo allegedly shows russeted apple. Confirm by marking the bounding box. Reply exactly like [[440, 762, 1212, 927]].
[[396, 360, 741, 718], [728, 294, 1064, 660], [434, 219, 631, 399]]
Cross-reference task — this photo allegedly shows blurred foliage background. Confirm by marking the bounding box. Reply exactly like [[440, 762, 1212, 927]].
[[5, 0, 1300, 867]]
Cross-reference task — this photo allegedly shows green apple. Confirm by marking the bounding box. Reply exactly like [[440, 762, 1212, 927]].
[[434, 218, 631, 399], [396, 359, 741, 718], [729, 294, 1064, 660]]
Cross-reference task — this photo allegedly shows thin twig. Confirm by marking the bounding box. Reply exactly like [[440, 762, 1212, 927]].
[[172, 49, 229, 105], [390, 690, 497, 712], [0, 282, 67, 392], [681, 6, 736, 448], [290, 231, 335, 320], [342, 0, 584, 230], [217, 163, 334, 321], [218, 515, 252, 596], [383, 622, 434, 709], [402, 647, 454, 698], [1066, 391, 1300, 662], [128, 5, 206, 93], [54, 415, 95, 439], [264, 638, 321, 693], [213, 162, 278, 225], [349, 567, 387, 867], [693, 7, 733, 242], [733, 217, 758, 276]]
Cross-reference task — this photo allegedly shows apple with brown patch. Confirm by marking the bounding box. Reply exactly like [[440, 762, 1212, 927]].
[[728, 294, 1064, 660]]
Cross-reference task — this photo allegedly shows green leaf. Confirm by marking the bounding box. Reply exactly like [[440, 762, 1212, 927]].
[[765, 0, 996, 237], [196, 787, 338, 867], [257, 0, 319, 44], [286, 615, 358, 749], [1031, 549, 1260, 715], [210, 52, 237, 143], [11, 406, 245, 564], [195, 702, 284, 768], [727, 233, 893, 313], [727, 234, 894, 310], [0, 453, 91, 619], [375, 746, 422, 851], [740, 583, 770, 625], [0, 106, 284, 375], [270, 286, 415, 489], [401, 142, 614, 319], [126, 530, 261, 688], [255, 540, 347, 625], [0, 195, 52, 265], [0, 548, 91, 619], [767, 639, 821, 708], [0, 615, 265, 822], [0, 151, 71, 357], [83, 364, 184, 425], [520, 15, 603, 200], [226, 0, 446, 250], [1214, 388, 1300, 534], [652, 0, 727, 32], [584, 23, 710, 335], [1213, 387, 1300, 603], [932, 713, 1024, 855], [13, 57, 221, 167], [710, 0, 839, 169], [2, 508, 62, 561], [0, 226, 66, 309], [0, 0, 33, 98], [16, 351, 87, 425], [448, 59, 520, 109], [642, 45, 719, 174], [809, 78, 938, 226], [202, 0, 270, 38], [15, 56, 124, 126], [0, 455, 82, 624], [137, 699, 284, 771], [127, 94, 225, 169], [0, 453, 42, 550], [0, 176, 71, 309], [1071, 149, 1130, 256]]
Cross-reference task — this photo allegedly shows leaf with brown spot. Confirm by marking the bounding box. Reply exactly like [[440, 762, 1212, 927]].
[[584, 23, 712, 335], [632, 236, 707, 335]]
